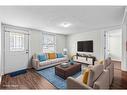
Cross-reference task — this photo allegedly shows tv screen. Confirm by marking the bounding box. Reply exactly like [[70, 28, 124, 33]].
[[77, 40, 93, 52]]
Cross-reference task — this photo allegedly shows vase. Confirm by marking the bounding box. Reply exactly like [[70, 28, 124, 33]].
[[70, 60, 74, 65]]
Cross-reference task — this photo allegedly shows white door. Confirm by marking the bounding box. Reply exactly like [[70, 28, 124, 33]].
[[5, 31, 29, 74]]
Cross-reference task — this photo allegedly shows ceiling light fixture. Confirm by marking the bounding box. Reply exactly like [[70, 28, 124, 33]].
[[59, 22, 72, 28]]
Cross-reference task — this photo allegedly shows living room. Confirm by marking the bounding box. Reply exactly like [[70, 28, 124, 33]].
[[0, 6, 127, 90]]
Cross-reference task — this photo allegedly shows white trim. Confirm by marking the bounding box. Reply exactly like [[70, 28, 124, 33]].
[[0, 75, 2, 84], [121, 24, 127, 71], [1, 23, 5, 75], [28, 30, 31, 68], [5, 30, 29, 35], [122, 8, 127, 71]]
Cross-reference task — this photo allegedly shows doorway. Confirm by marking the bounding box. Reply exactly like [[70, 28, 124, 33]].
[[4, 27, 29, 74], [105, 29, 122, 70]]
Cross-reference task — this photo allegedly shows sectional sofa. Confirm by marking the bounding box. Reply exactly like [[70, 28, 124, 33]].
[[67, 57, 114, 89], [67, 64, 110, 89], [32, 53, 68, 70]]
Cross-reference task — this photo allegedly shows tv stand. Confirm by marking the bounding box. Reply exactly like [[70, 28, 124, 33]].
[[73, 53, 96, 65]]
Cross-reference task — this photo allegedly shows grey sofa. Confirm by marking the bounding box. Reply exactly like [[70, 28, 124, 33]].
[[32, 53, 68, 70], [67, 64, 110, 89], [104, 57, 114, 86]]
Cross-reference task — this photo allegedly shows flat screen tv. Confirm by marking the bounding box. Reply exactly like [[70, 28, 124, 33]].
[[77, 40, 93, 52]]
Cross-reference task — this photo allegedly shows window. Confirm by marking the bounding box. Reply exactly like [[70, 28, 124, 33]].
[[10, 32, 24, 51], [42, 33, 56, 52]]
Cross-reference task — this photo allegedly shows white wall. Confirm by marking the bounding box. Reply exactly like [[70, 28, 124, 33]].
[[56, 34, 67, 52], [1, 24, 67, 74], [109, 29, 122, 61], [24, 29, 67, 68], [30, 29, 67, 56], [30, 30, 43, 55], [67, 31, 105, 60], [29, 29, 67, 67]]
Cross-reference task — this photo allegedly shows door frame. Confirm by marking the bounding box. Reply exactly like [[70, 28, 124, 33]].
[[2, 23, 31, 74], [104, 28, 122, 70]]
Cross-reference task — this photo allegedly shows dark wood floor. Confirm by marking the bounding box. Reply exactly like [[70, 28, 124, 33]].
[[0, 61, 127, 89], [0, 69, 55, 89], [111, 69, 127, 89], [110, 61, 127, 89]]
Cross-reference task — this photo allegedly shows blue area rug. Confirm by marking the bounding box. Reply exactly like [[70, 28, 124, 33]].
[[36, 67, 81, 89]]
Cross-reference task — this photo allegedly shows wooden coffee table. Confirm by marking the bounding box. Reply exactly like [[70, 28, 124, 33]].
[[55, 62, 81, 79]]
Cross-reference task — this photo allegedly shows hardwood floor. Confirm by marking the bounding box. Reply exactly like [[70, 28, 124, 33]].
[[111, 69, 127, 89], [0, 61, 127, 89], [0, 69, 55, 89], [111, 61, 127, 89]]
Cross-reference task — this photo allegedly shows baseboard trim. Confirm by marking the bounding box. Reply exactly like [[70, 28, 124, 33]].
[[111, 60, 121, 63]]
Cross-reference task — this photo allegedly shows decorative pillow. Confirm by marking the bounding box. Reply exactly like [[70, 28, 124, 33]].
[[98, 60, 104, 64], [37, 54, 47, 62], [57, 53, 64, 58], [82, 68, 90, 84], [48, 53, 56, 59]]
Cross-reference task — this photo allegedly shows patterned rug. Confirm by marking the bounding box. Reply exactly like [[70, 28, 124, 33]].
[[36, 66, 81, 89]]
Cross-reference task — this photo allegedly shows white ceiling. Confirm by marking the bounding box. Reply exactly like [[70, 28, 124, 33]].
[[0, 6, 125, 35]]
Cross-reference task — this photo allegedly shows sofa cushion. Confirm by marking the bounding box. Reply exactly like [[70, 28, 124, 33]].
[[106, 62, 114, 85], [39, 60, 52, 67], [48, 53, 56, 59], [87, 64, 103, 87], [37, 54, 47, 62], [50, 59, 59, 63], [57, 53, 64, 58], [93, 70, 109, 89], [92, 64, 103, 81]]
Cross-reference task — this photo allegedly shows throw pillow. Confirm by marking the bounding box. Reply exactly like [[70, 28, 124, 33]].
[[37, 54, 47, 62], [82, 68, 90, 85], [48, 53, 56, 59], [57, 53, 64, 58]]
